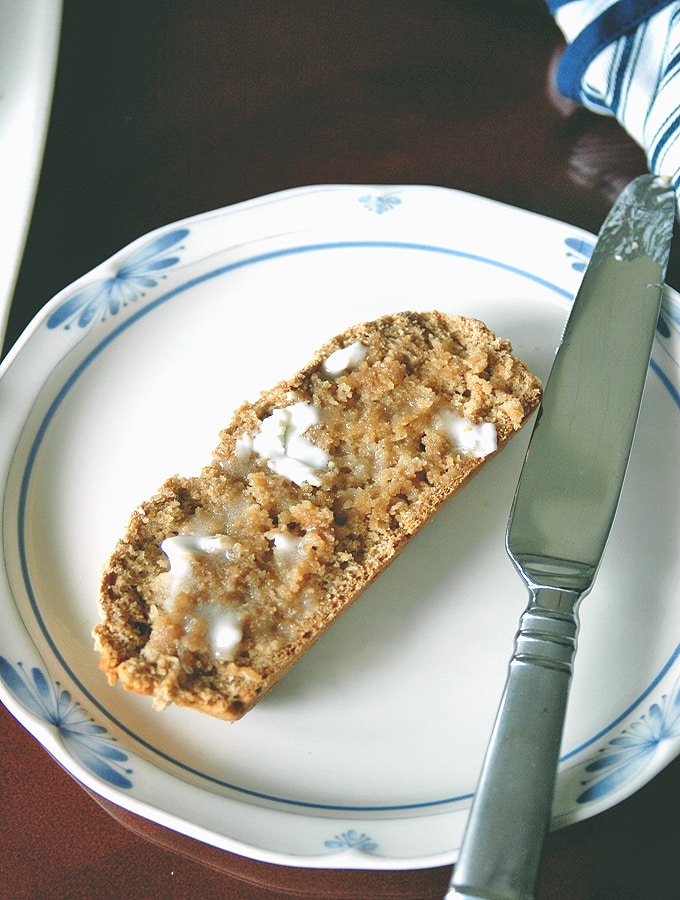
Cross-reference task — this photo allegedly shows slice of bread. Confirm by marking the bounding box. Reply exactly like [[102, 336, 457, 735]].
[[93, 311, 541, 720]]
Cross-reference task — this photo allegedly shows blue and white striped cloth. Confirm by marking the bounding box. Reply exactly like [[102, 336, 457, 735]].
[[548, 0, 680, 204]]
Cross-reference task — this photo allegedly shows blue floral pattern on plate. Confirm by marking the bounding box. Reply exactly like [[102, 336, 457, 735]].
[[358, 193, 402, 214], [577, 673, 680, 803], [46, 228, 189, 331], [324, 829, 378, 853], [564, 235, 595, 272], [0, 657, 133, 789]]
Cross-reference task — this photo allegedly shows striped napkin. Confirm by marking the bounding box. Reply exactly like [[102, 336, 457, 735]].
[[548, 0, 680, 202]]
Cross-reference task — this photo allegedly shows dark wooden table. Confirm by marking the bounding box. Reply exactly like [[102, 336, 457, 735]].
[[3, 2, 680, 897]]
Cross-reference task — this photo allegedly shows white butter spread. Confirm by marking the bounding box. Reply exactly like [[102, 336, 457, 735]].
[[272, 531, 302, 561], [439, 411, 497, 458], [192, 603, 242, 661], [161, 534, 235, 581], [322, 341, 368, 376], [160, 535, 244, 660], [243, 401, 331, 486]]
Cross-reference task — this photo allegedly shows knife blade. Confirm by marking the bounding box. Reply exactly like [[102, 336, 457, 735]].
[[448, 173, 676, 900]]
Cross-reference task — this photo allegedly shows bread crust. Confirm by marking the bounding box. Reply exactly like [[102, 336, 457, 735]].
[[93, 311, 541, 720]]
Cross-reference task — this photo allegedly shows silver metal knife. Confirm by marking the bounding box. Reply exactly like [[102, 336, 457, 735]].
[[448, 173, 676, 900]]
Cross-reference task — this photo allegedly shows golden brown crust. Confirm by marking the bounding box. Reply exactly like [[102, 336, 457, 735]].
[[93, 311, 541, 720]]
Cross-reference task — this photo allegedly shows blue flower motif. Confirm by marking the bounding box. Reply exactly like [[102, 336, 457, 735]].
[[0, 657, 133, 789], [358, 193, 402, 215], [577, 675, 680, 804], [564, 235, 595, 272], [324, 829, 378, 852], [47, 227, 189, 331]]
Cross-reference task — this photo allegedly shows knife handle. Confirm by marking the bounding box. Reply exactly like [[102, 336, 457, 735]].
[[446, 586, 582, 900]]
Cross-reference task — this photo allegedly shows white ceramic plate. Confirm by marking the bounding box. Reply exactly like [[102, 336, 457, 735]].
[[0, 0, 62, 344], [2, 185, 680, 870]]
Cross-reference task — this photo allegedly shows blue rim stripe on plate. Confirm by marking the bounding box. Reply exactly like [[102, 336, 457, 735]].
[[12, 238, 679, 811]]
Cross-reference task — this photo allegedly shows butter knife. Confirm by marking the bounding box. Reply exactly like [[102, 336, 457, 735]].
[[448, 173, 676, 900]]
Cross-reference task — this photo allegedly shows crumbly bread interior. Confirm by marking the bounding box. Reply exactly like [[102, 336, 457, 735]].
[[94, 311, 541, 720]]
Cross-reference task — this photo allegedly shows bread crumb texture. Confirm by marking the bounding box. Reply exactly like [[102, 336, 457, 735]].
[[93, 311, 541, 720]]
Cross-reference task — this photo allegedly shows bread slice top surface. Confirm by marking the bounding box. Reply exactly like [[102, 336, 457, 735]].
[[93, 311, 542, 720]]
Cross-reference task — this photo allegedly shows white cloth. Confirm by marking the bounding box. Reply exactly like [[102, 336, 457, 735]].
[[549, 0, 680, 202]]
